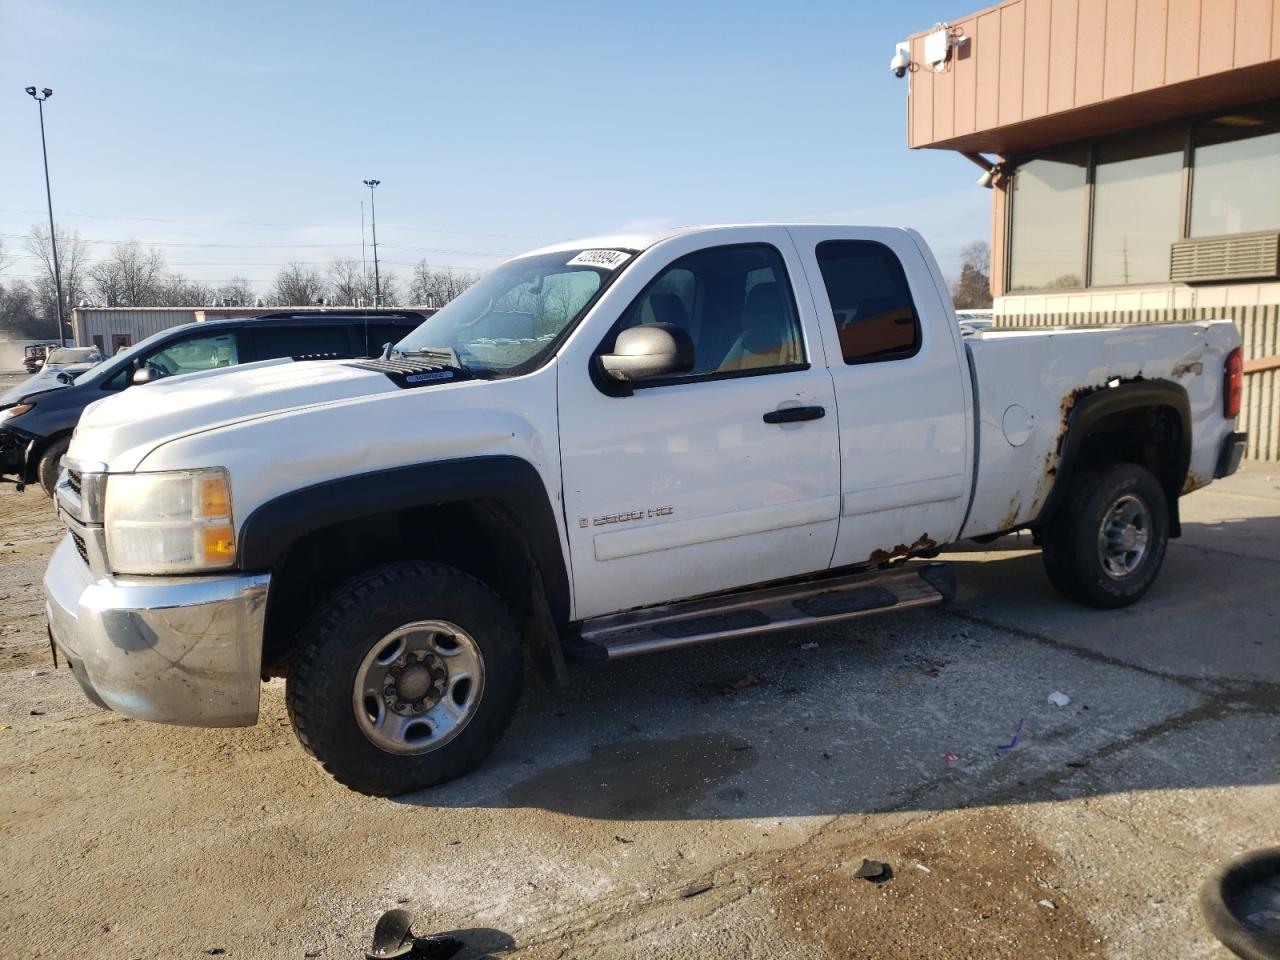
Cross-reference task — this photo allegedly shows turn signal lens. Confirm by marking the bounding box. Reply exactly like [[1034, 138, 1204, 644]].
[[199, 475, 231, 518], [202, 524, 236, 561]]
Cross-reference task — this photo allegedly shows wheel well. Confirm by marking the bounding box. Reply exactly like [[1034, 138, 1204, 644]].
[[26, 431, 71, 484], [1045, 402, 1187, 536], [261, 500, 547, 675]]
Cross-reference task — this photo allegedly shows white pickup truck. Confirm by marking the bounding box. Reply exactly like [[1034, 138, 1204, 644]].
[[44, 224, 1247, 796]]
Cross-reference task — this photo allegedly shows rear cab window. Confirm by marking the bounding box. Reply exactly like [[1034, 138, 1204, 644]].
[[250, 325, 354, 361], [813, 241, 921, 364]]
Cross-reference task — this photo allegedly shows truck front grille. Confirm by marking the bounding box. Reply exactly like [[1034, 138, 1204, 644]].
[[67, 469, 82, 497], [70, 530, 89, 565]]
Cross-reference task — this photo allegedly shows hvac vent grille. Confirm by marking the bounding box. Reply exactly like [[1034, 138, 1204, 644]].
[[1170, 232, 1280, 283]]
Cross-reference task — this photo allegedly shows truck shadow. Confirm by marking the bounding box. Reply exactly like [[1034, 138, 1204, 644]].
[[396, 516, 1280, 820]]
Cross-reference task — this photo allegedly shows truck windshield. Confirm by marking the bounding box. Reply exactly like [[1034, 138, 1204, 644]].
[[394, 249, 631, 376]]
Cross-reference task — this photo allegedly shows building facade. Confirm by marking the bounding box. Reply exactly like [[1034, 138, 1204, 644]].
[[904, 0, 1280, 459]]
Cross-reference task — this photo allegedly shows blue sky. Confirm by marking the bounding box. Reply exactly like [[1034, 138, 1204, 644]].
[[0, 0, 988, 294]]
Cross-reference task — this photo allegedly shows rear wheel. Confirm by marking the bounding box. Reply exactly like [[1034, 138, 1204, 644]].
[[1040, 462, 1169, 609], [37, 437, 71, 498], [286, 562, 523, 796]]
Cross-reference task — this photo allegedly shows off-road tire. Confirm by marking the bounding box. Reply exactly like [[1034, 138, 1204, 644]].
[[1040, 462, 1169, 609], [286, 561, 523, 796], [37, 437, 71, 498]]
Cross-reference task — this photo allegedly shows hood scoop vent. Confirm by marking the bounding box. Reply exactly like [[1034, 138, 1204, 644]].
[[345, 357, 472, 389]]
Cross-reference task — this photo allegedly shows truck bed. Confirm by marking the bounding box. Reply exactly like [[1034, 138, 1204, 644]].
[[959, 319, 1240, 539]]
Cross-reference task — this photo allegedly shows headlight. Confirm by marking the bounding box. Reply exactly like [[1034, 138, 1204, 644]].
[[0, 402, 34, 422], [104, 468, 237, 574]]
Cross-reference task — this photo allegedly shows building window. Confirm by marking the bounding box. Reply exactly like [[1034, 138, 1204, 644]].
[[111, 334, 132, 354], [1008, 144, 1089, 291], [1190, 105, 1280, 237], [1090, 128, 1185, 286]]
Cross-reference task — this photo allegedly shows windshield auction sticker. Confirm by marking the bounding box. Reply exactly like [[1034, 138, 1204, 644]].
[[567, 249, 631, 270]]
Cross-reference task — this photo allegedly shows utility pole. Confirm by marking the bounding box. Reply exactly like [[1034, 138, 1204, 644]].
[[360, 199, 368, 306], [363, 179, 381, 305], [25, 86, 64, 343]]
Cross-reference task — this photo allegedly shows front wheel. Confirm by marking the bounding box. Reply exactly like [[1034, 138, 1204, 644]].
[[37, 437, 71, 498], [1040, 463, 1169, 609], [286, 562, 523, 796]]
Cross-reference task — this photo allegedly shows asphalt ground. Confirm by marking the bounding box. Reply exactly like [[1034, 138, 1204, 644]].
[[0, 399, 1276, 959]]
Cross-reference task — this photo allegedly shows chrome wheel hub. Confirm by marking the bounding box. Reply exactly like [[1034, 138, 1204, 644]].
[[1097, 493, 1152, 579], [353, 620, 484, 755]]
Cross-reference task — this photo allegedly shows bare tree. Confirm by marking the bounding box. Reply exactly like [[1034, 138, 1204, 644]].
[[87, 241, 168, 307], [377, 270, 403, 307], [27, 224, 89, 317], [157, 273, 215, 306], [273, 263, 328, 305], [326, 257, 370, 306], [407, 262, 481, 308], [214, 276, 256, 306], [950, 240, 993, 309]]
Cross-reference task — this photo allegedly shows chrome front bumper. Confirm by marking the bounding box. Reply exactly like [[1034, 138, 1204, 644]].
[[43, 535, 270, 727]]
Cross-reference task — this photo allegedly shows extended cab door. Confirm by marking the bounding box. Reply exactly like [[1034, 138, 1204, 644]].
[[557, 230, 841, 620], [788, 227, 973, 567]]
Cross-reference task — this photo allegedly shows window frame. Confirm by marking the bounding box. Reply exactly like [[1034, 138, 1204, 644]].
[[591, 241, 811, 394], [1002, 97, 1280, 295], [813, 239, 924, 366], [100, 328, 245, 391]]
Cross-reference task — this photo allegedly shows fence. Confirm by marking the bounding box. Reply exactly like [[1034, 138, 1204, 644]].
[[995, 304, 1280, 462]]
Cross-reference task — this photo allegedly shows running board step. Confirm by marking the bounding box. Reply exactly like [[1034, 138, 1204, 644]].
[[566, 562, 955, 662]]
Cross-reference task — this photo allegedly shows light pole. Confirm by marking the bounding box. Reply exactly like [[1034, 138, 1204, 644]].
[[25, 86, 64, 343], [363, 179, 381, 306]]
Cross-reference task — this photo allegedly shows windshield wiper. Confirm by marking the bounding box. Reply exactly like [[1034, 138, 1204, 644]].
[[393, 345, 469, 373]]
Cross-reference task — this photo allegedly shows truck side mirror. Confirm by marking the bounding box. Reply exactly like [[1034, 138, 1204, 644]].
[[131, 367, 158, 386], [598, 323, 694, 383]]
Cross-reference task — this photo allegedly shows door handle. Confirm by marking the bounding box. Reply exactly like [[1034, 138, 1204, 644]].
[[763, 405, 825, 424]]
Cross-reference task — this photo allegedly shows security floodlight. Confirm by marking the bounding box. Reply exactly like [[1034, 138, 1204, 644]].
[[25, 86, 37, 96], [976, 164, 1002, 188], [42, 88, 52, 98]]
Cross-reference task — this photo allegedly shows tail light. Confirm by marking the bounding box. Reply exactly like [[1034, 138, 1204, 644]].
[[1224, 347, 1243, 419]]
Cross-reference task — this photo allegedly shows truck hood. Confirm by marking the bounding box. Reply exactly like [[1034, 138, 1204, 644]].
[[72, 358, 402, 469]]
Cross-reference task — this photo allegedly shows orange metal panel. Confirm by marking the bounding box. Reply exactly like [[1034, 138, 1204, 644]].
[[936, 46, 957, 140], [999, 2, 1027, 123], [1048, 0, 1082, 111], [1022, 0, 1052, 117], [976, 11, 1004, 129], [954, 16, 981, 135], [910, 34, 934, 148], [1134, 0, 1171, 89], [1076, 0, 1109, 104], [1200, 0, 1237, 73], [991, 179, 1009, 296], [1234, 0, 1273, 65], [1166, 0, 1202, 83], [1104, 0, 1139, 98], [1274, 0, 1280, 58]]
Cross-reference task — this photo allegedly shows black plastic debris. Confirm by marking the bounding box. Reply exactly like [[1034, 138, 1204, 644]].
[[367, 909, 463, 960], [853, 859, 893, 884], [681, 881, 714, 899], [368, 910, 416, 960]]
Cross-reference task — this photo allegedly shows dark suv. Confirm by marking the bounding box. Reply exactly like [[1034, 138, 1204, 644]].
[[1, 310, 425, 495]]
